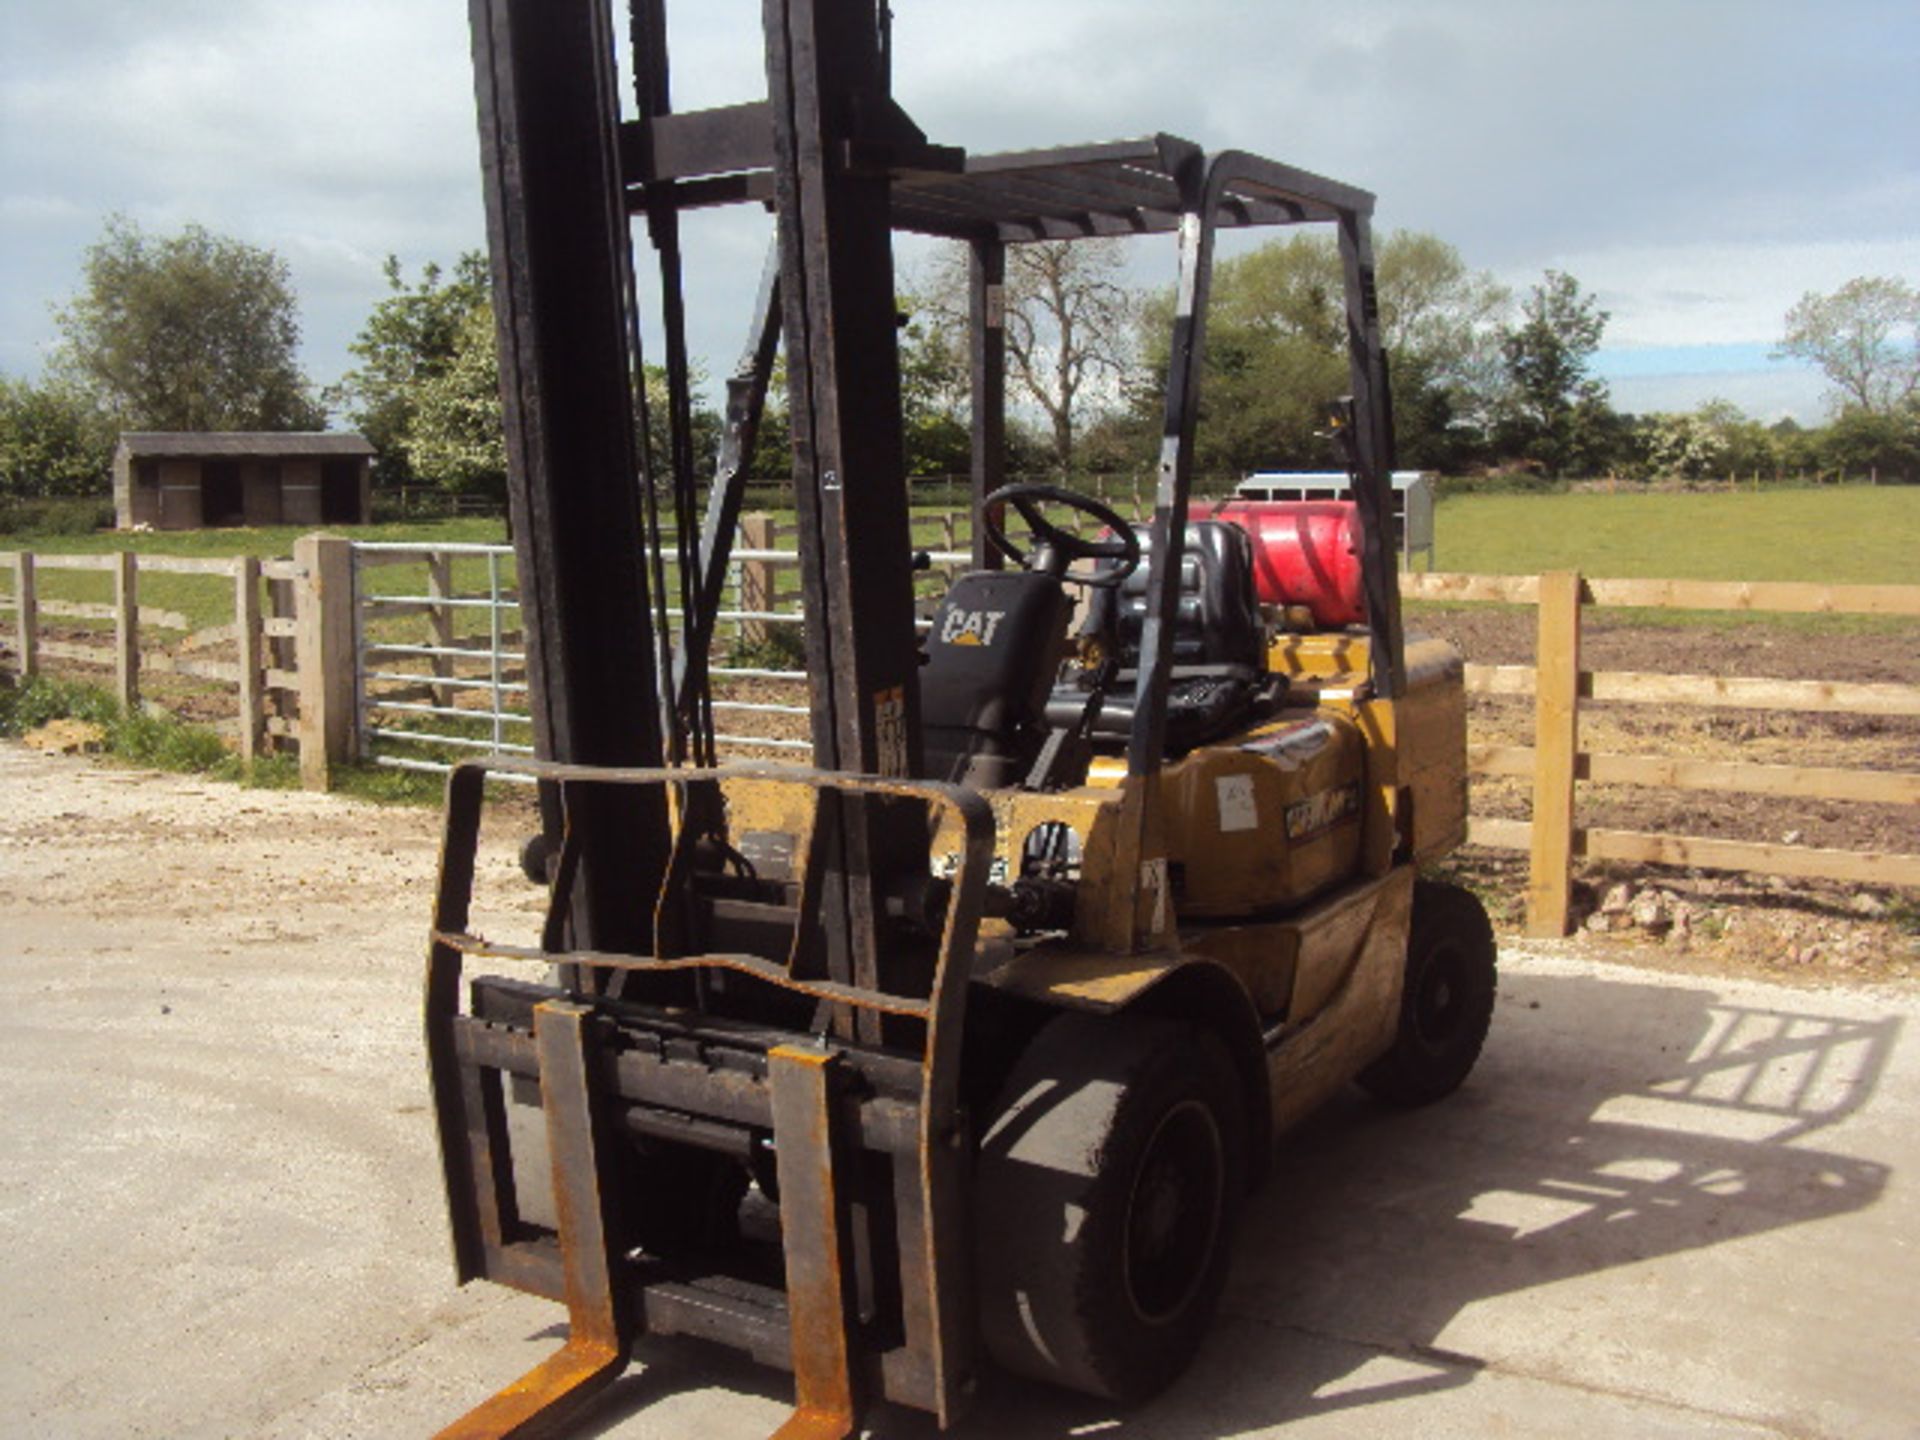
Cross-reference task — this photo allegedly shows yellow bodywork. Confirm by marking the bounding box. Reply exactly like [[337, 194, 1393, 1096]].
[[718, 627, 1466, 1139]]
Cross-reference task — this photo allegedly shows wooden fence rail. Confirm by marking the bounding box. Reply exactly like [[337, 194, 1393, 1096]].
[[1402, 569, 1920, 934], [1, 545, 316, 775]]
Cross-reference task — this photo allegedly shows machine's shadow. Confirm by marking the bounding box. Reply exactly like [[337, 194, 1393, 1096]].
[[558, 964, 1897, 1438]]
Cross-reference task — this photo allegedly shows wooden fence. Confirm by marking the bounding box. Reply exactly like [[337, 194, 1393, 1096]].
[[0, 537, 352, 784], [8, 538, 1919, 904], [1404, 570, 1920, 935]]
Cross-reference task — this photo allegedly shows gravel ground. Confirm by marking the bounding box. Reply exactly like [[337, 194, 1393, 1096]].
[[5, 743, 1920, 1440]]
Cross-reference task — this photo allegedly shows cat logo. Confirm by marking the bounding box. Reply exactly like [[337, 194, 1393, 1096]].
[[939, 607, 1007, 647]]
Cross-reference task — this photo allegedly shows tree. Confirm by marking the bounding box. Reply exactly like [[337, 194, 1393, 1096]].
[[409, 305, 507, 500], [1373, 233, 1510, 467], [896, 297, 971, 476], [922, 239, 1139, 472], [0, 375, 114, 498], [1820, 401, 1920, 482], [1775, 276, 1920, 416], [52, 216, 322, 432], [328, 254, 491, 485], [1181, 233, 1348, 475], [404, 298, 724, 503], [1134, 229, 1510, 477], [1496, 270, 1614, 476]]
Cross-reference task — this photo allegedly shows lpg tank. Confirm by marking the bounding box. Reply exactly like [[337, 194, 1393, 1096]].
[[1190, 499, 1364, 628]]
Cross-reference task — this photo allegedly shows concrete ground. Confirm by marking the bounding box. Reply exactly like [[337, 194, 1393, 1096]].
[[2, 741, 1916, 1439]]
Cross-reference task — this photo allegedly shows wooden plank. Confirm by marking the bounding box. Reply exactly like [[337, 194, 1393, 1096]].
[[426, 552, 456, 708], [263, 616, 299, 639], [1589, 670, 1920, 716], [1463, 812, 1919, 884], [113, 550, 138, 709], [34, 554, 120, 573], [37, 600, 116, 622], [1472, 743, 1920, 805], [264, 715, 298, 738], [38, 640, 113, 664], [145, 654, 242, 683], [296, 534, 355, 789], [1400, 571, 1540, 605], [266, 575, 298, 755], [1467, 664, 1920, 717], [261, 559, 302, 582], [1527, 570, 1581, 938], [236, 556, 262, 766], [1585, 577, 1920, 616], [1463, 663, 1534, 696], [137, 554, 244, 577], [14, 552, 35, 677], [1466, 816, 1530, 850], [40, 599, 194, 630], [179, 622, 238, 652], [1583, 826, 1920, 887]]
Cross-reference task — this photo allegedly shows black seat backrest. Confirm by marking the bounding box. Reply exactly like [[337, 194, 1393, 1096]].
[[1045, 520, 1271, 756], [1090, 520, 1263, 673], [919, 569, 1072, 788]]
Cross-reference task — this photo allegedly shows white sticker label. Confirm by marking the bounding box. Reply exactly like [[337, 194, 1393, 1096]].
[[873, 685, 908, 777], [1140, 858, 1169, 934], [1216, 773, 1259, 833]]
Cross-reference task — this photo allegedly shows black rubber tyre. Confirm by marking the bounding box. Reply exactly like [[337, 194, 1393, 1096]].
[[1358, 879, 1498, 1106], [974, 1013, 1246, 1403]]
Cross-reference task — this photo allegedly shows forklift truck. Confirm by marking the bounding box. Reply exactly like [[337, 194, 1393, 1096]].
[[425, 2, 1492, 1436]]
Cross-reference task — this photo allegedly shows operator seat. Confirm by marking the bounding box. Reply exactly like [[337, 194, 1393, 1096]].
[[919, 567, 1073, 789], [1045, 519, 1270, 753]]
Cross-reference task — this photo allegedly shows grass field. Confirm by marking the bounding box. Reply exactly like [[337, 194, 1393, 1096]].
[[4, 487, 1916, 636], [1430, 485, 1920, 584]]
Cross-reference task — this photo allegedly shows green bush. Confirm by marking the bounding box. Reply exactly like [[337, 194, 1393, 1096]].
[[0, 495, 114, 535], [0, 674, 297, 787], [726, 626, 808, 672], [1432, 471, 1570, 499]]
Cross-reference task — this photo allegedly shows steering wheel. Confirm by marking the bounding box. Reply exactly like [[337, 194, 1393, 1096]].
[[981, 483, 1143, 589]]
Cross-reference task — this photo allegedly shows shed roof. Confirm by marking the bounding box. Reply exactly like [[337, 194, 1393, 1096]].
[[116, 432, 376, 460]]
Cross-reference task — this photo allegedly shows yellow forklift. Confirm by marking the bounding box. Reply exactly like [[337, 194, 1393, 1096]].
[[425, 2, 1490, 1436]]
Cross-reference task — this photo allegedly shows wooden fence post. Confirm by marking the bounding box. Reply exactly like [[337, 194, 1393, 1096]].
[[739, 511, 775, 648], [1526, 569, 1584, 937], [425, 552, 456, 708], [234, 556, 263, 766], [295, 534, 355, 790], [15, 553, 37, 679], [113, 550, 139, 710]]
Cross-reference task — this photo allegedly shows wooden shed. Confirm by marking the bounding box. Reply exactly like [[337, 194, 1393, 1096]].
[[113, 432, 376, 531]]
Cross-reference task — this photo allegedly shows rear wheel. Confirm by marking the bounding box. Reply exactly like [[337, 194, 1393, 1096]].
[[974, 1013, 1246, 1403], [1358, 879, 1497, 1106]]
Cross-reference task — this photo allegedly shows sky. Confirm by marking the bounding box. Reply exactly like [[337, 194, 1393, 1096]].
[[3, 0, 1917, 427]]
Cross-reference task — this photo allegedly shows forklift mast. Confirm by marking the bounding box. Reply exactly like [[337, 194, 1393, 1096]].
[[474, 0, 1403, 945]]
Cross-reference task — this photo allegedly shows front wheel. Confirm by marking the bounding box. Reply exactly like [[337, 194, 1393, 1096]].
[[973, 1013, 1246, 1403], [1358, 879, 1498, 1106]]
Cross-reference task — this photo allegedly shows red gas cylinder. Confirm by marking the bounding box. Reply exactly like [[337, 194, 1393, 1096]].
[[1191, 499, 1365, 628]]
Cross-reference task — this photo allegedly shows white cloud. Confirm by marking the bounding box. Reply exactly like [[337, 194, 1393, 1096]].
[[1518, 236, 1920, 349], [2, 0, 1915, 404]]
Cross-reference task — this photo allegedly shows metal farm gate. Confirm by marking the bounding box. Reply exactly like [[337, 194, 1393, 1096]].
[[348, 525, 971, 775]]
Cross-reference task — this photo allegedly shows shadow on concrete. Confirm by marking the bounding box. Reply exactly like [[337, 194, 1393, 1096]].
[[560, 965, 1904, 1438]]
